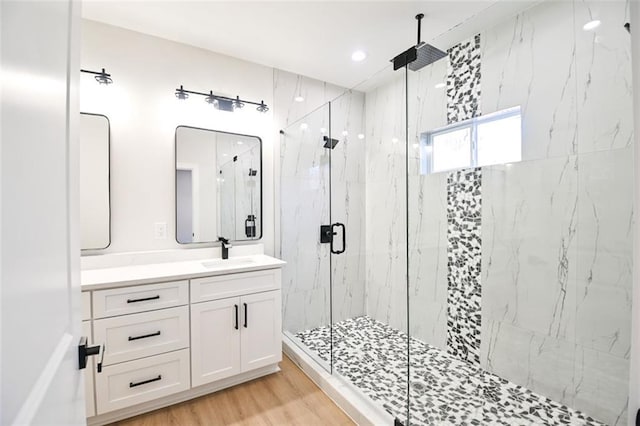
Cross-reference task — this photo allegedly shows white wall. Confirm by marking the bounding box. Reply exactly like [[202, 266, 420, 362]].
[[80, 20, 275, 254]]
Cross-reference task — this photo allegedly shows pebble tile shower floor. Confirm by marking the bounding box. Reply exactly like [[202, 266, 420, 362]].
[[294, 316, 604, 426]]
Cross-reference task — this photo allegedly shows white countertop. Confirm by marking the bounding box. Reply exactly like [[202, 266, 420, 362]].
[[81, 254, 286, 290]]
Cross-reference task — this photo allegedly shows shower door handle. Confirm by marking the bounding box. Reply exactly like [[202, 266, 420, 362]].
[[330, 223, 345, 254]]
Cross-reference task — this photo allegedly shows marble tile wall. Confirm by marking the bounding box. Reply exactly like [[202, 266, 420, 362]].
[[477, 1, 633, 424], [364, 68, 408, 332], [276, 70, 367, 334]]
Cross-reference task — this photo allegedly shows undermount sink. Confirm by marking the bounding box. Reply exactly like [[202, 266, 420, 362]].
[[201, 257, 256, 269]]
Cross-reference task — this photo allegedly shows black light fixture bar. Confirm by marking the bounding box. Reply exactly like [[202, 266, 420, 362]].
[[174, 85, 268, 112], [81, 68, 113, 85]]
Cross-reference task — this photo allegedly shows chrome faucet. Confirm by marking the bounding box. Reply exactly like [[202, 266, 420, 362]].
[[218, 237, 232, 260]]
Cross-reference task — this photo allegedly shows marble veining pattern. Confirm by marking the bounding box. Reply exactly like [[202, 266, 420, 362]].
[[295, 316, 605, 426]]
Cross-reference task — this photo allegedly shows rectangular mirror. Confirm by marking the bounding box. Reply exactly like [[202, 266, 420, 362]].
[[175, 126, 262, 244], [80, 112, 111, 250]]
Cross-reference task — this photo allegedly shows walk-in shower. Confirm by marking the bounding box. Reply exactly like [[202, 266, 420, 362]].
[[280, 2, 634, 424]]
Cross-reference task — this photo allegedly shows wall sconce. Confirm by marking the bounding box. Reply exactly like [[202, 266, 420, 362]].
[[81, 68, 113, 85], [174, 85, 269, 113]]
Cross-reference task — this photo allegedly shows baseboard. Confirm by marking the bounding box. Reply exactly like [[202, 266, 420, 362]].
[[282, 333, 394, 426], [87, 364, 280, 426]]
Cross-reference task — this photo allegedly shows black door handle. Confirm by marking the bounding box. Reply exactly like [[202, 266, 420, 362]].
[[330, 223, 346, 254], [234, 304, 239, 330], [243, 303, 248, 328], [78, 336, 105, 373]]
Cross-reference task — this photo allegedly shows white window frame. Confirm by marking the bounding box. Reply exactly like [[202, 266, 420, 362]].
[[421, 106, 521, 175]]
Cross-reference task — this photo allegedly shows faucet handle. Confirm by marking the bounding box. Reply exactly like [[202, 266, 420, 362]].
[[217, 236, 231, 247]]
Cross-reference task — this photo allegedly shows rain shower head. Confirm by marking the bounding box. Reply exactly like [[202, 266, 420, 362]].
[[409, 43, 447, 71], [393, 13, 447, 71]]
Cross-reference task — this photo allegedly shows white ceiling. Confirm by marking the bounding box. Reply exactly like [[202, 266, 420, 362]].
[[82, 1, 537, 89]]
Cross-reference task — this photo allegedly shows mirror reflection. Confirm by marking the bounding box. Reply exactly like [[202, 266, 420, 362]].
[[80, 113, 110, 250], [175, 126, 261, 244]]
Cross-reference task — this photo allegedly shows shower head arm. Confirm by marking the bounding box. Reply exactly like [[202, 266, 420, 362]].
[[416, 13, 424, 46]]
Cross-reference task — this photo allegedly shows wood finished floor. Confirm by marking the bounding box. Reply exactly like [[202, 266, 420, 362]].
[[109, 354, 355, 426]]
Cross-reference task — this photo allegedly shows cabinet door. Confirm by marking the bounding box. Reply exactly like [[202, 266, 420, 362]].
[[191, 297, 241, 387], [240, 290, 282, 372], [82, 321, 95, 418]]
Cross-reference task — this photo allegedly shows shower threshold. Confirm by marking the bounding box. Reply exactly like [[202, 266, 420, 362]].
[[288, 316, 606, 426]]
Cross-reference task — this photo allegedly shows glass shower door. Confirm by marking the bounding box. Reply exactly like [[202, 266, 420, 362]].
[[280, 104, 333, 372]]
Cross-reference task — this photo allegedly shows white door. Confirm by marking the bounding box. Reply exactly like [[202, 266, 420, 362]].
[[240, 291, 282, 372], [1, 1, 84, 425], [190, 298, 241, 387]]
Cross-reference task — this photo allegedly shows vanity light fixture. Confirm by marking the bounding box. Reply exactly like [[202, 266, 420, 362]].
[[175, 85, 189, 100], [81, 67, 113, 85], [173, 85, 269, 113]]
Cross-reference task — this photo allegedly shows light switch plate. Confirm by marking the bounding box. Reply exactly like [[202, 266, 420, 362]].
[[154, 222, 167, 239]]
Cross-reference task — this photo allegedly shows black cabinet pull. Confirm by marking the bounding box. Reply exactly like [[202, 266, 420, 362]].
[[243, 303, 248, 328], [129, 375, 162, 388], [234, 304, 239, 330], [128, 331, 161, 341], [127, 295, 160, 303]]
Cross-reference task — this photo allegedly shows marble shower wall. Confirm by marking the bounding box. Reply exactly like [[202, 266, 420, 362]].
[[479, 1, 633, 424], [276, 69, 367, 334], [364, 68, 408, 332]]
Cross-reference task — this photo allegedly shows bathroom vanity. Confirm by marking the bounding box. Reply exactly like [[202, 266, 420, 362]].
[[81, 251, 285, 425]]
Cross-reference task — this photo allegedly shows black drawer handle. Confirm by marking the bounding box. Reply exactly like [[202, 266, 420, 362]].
[[243, 303, 248, 328], [128, 331, 161, 341], [234, 304, 239, 330], [127, 295, 160, 303], [129, 374, 162, 388]]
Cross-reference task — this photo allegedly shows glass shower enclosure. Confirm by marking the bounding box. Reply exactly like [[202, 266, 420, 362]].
[[281, 1, 634, 424], [280, 67, 411, 423]]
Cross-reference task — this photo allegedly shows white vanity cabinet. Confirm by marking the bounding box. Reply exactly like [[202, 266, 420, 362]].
[[191, 289, 282, 387], [82, 259, 284, 426]]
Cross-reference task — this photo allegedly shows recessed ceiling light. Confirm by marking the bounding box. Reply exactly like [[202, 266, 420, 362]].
[[435, 82, 446, 89], [583, 20, 601, 31], [357, 133, 365, 140], [351, 50, 367, 62], [294, 95, 304, 102]]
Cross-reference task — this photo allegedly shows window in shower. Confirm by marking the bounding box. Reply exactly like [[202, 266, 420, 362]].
[[421, 106, 522, 174]]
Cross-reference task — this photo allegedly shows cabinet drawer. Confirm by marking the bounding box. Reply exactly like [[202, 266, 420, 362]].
[[94, 306, 189, 365], [191, 269, 279, 303], [93, 281, 188, 318], [95, 349, 190, 415]]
